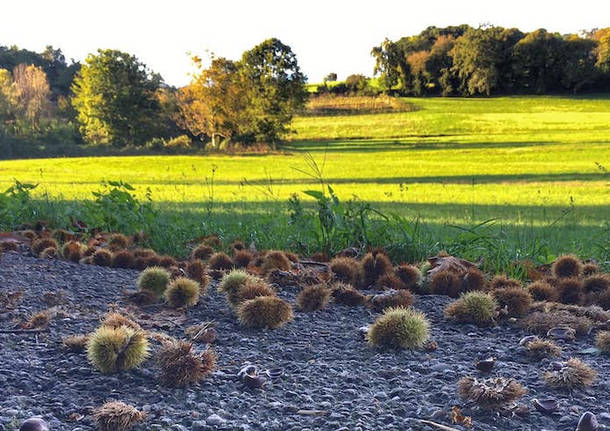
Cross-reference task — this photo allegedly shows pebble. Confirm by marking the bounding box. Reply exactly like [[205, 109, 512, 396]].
[[0, 252, 608, 431]]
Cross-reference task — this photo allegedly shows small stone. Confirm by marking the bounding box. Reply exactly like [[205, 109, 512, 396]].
[[206, 414, 226, 426], [192, 420, 207, 431], [373, 391, 387, 400]]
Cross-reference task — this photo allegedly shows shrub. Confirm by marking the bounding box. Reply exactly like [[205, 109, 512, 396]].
[[329, 257, 362, 286], [457, 376, 526, 409], [557, 278, 584, 304], [164, 134, 192, 150], [233, 250, 253, 268], [297, 285, 332, 312], [209, 252, 234, 270], [31, 237, 58, 256], [492, 287, 532, 317], [527, 281, 557, 301], [489, 274, 522, 290], [523, 337, 561, 359], [156, 340, 216, 387], [543, 358, 597, 388], [583, 274, 610, 294], [430, 270, 461, 297], [367, 307, 430, 349], [444, 291, 498, 326], [108, 233, 129, 250], [191, 244, 214, 261], [368, 289, 414, 312], [93, 401, 145, 431], [236, 296, 293, 329], [136, 266, 170, 297], [261, 251, 291, 273], [112, 250, 135, 269], [87, 326, 149, 374], [395, 264, 422, 291], [165, 277, 200, 308], [595, 331, 610, 353], [361, 250, 393, 287], [331, 282, 366, 306], [552, 254, 583, 278], [93, 249, 113, 267], [63, 334, 89, 352]]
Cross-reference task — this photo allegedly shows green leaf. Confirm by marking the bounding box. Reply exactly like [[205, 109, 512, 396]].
[[303, 190, 325, 200]]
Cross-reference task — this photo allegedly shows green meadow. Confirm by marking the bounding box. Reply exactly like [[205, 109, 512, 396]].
[[1, 95, 609, 268]]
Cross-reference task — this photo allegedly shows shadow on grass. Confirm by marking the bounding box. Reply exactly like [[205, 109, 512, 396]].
[[284, 139, 593, 153], [30, 172, 607, 187]]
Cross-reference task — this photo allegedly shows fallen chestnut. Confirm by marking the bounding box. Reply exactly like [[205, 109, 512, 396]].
[[20, 418, 49, 431], [532, 398, 558, 414], [577, 412, 599, 431], [475, 357, 496, 373], [547, 327, 576, 341], [237, 364, 266, 389]]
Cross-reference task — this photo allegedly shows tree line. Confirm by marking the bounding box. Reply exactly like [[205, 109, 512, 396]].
[[371, 25, 610, 96], [0, 39, 307, 156], [2, 25, 610, 156]]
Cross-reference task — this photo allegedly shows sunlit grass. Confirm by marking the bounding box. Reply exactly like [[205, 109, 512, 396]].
[[0, 95, 608, 260]]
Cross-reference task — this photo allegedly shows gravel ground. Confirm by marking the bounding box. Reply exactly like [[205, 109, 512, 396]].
[[0, 251, 609, 431]]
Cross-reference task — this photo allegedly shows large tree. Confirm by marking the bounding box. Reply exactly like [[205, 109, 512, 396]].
[[240, 38, 308, 144], [450, 26, 524, 96], [177, 56, 249, 147], [71, 49, 162, 147]]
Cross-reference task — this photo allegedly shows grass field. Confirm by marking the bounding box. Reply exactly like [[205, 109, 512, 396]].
[[1, 95, 609, 269]]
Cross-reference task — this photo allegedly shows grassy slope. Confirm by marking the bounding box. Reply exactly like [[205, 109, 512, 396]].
[[0, 95, 608, 260]]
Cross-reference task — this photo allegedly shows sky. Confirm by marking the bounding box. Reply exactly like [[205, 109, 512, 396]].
[[2, 0, 610, 87]]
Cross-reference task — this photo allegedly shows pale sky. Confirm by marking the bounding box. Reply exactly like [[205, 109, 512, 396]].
[[2, 0, 609, 87]]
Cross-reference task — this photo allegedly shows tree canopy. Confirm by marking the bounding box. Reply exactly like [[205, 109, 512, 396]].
[[71, 49, 163, 147], [372, 25, 610, 96], [177, 38, 307, 147]]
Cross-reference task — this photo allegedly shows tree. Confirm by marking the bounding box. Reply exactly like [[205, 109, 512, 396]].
[[240, 38, 308, 144], [593, 28, 610, 78], [0, 44, 79, 99], [177, 56, 249, 147], [324, 72, 337, 82], [371, 38, 410, 92], [12, 64, 52, 127], [450, 26, 523, 95], [344, 74, 369, 94], [71, 49, 162, 147]]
